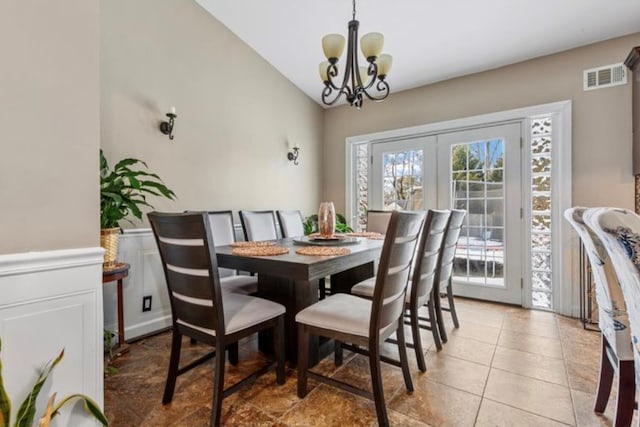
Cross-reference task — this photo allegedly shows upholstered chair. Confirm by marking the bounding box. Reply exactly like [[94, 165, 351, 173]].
[[582, 207, 636, 426], [366, 209, 393, 234], [239, 210, 279, 241], [148, 211, 285, 426], [351, 209, 450, 367], [276, 210, 305, 238], [296, 210, 425, 427]]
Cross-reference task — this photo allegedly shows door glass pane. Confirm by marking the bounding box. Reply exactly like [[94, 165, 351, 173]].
[[382, 149, 424, 210], [451, 139, 505, 288]]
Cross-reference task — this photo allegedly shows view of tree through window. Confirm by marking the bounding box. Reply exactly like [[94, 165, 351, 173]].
[[382, 149, 424, 210], [451, 140, 505, 287]]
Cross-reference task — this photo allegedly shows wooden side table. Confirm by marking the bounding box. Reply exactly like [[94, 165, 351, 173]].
[[102, 262, 130, 345]]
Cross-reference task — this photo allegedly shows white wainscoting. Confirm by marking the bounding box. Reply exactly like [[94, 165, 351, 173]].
[[0, 247, 104, 426], [107, 229, 171, 341], [112, 225, 247, 341]]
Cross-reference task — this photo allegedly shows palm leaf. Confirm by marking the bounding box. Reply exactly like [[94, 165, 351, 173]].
[[14, 349, 64, 427], [0, 339, 11, 427], [52, 394, 108, 426], [36, 393, 56, 427]]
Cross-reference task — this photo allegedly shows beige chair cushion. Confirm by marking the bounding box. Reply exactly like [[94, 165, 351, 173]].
[[351, 277, 375, 298], [352, 277, 415, 304], [295, 293, 372, 338], [220, 275, 258, 295], [177, 293, 284, 336]]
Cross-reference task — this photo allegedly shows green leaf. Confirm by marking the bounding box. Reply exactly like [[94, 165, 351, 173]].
[[52, 394, 109, 426], [100, 151, 176, 228], [0, 338, 12, 427], [14, 349, 64, 427]]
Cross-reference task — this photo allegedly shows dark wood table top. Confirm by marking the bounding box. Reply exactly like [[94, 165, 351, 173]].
[[215, 237, 383, 282]]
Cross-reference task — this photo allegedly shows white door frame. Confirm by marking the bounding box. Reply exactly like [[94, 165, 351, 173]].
[[345, 100, 574, 315]]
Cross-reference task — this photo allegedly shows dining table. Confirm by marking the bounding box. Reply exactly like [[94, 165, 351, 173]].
[[215, 236, 384, 365]]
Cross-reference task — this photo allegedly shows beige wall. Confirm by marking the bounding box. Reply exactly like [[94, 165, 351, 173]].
[[0, 0, 100, 254], [101, 0, 323, 226], [324, 33, 640, 214]]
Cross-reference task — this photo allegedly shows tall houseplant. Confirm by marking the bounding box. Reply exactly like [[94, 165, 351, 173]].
[[100, 150, 176, 269]]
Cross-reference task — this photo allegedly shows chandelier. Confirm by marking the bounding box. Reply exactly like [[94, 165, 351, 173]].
[[319, 0, 392, 109]]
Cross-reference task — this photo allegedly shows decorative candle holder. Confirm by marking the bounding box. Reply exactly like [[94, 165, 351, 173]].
[[318, 202, 336, 237]]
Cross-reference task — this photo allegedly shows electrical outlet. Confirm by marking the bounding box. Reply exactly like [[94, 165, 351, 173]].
[[142, 295, 152, 312]]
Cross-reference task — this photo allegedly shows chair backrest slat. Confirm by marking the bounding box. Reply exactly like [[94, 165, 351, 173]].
[[149, 212, 224, 336], [239, 210, 279, 241], [277, 210, 305, 238], [437, 209, 466, 284], [371, 211, 425, 339], [411, 210, 451, 307]]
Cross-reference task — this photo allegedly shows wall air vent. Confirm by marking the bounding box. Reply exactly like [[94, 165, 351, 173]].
[[583, 63, 627, 91]]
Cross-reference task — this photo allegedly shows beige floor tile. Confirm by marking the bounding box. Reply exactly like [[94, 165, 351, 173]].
[[455, 306, 505, 329], [389, 379, 481, 427], [571, 388, 615, 427], [424, 352, 490, 395], [502, 316, 560, 339], [281, 384, 377, 427], [498, 329, 563, 359], [447, 321, 502, 345], [439, 335, 496, 366], [562, 339, 601, 369], [476, 398, 571, 426], [484, 368, 575, 425], [492, 346, 568, 386], [565, 360, 599, 395], [504, 307, 558, 325]]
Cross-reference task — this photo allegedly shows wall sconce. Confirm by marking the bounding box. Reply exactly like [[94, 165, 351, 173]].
[[159, 106, 177, 140], [287, 144, 300, 165]]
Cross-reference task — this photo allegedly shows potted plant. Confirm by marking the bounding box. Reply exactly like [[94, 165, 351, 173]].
[[100, 150, 176, 269]]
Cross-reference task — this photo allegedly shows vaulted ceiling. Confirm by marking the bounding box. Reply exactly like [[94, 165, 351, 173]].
[[196, 0, 640, 106]]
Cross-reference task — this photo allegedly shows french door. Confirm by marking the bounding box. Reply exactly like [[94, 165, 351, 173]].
[[370, 123, 523, 305]]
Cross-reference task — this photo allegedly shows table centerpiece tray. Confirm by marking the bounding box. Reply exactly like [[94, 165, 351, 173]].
[[293, 235, 361, 246]]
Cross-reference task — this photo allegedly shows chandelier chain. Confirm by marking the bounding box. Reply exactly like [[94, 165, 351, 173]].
[[352, 0, 356, 21]]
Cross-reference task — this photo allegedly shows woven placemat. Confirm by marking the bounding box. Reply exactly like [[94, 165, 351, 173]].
[[232, 246, 289, 256], [230, 241, 275, 247], [346, 232, 385, 240], [295, 247, 351, 256]]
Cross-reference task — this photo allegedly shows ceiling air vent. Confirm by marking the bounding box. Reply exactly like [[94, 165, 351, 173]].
[[583, 63, 627, 91]]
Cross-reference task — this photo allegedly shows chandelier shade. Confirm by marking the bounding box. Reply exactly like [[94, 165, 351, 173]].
[[319, 0, 392, 108]]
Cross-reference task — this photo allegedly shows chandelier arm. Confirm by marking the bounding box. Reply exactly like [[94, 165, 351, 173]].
[[362, 62, 378, 91], [361, 79, 390, 102], [322, 85, 352, 106], [325, 63, 345, 91]]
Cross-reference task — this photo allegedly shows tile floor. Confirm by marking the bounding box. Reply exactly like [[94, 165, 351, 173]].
[[104, 298, 630, 426]]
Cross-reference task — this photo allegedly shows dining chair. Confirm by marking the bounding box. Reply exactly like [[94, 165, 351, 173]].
[[276, 209, 332, 299], [148, 211, 285, 427], [276, 210, 305, 238], [366, 209, 393, 234], [565, 207, 634, 426], [239, 210, 279, 241], [206, 210, 257, 295], [296, 210, 425, 427], [351, 209, 450, 368], [433, 209, 466, 343]]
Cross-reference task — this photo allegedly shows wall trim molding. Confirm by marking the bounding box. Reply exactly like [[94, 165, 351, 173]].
[[0, 247, 104, 277]]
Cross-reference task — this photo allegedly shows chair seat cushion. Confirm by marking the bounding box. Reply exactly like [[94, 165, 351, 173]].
[[295, 293, 372, 338], [177, 293, 284, 336], [352, 277, 416, 304], [220, 274, 258, 295], [351, 277, 375, 298]]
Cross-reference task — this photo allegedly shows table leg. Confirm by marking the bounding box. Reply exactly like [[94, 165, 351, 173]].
[[117, 279, 125, 344], [257, 275, 320, 365]]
